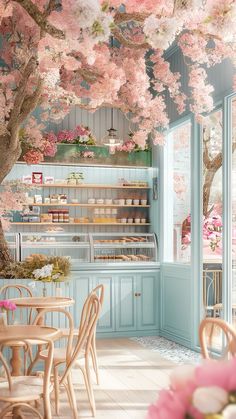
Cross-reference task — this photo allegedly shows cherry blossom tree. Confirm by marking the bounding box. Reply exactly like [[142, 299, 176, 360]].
[[1, 0, 236, 264]]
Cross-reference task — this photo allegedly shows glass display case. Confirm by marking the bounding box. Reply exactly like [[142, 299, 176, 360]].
[[6, 233, 19, 261], [19, 232, 158, 264], [91, 233, 158, 263], [20, 233, 90, 263]]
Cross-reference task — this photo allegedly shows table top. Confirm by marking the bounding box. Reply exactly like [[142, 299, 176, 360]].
[[0, 324, 61, 342], [9, 296, 74, 309]]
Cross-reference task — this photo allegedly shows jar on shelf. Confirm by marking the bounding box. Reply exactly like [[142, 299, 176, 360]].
[[62, 209, 69, 223], [52, 210, 59, 223], [58, 210, 64, 223]]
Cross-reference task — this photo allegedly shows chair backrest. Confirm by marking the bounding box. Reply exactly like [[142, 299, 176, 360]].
[[60, 293, 101, 385], [0, 284, 33, 324], [0, 336, 54, 394], [33, 307, 74, 362], [79, 284, 104, 332], [199, 317, 236, 359]]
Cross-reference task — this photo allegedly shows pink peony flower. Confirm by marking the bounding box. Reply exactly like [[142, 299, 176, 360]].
[[23, 149, 44, 165]]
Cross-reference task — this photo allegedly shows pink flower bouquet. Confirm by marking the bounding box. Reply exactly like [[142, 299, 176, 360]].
[[0, 300, 17, 312], [147, 358, 236, 419]]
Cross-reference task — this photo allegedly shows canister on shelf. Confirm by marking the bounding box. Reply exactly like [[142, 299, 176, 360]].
[[51, 210, 59, 223], [58, 210, 64, 223], [62, 209, 69, 223]]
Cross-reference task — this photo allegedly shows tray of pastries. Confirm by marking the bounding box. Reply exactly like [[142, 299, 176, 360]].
[[94, 236, 148, 244], [94, 254, 150, 262]]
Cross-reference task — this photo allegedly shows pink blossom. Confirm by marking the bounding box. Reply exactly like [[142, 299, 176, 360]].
[[23, 149, 44, 165], [0, 300, 17, 311]]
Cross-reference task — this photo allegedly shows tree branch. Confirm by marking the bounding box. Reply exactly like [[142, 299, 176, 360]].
[[111, 27, 149, 49], [114, 11, 148, 24], [18, 78, 43, 124], [7, 56, 37, 137], [13, 0, 65, 39]]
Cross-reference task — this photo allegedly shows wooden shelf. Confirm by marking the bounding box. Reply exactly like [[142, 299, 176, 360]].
[[28, 183, 150, 189], [11, 222, 150, 226], [24, 203, 150, 208]]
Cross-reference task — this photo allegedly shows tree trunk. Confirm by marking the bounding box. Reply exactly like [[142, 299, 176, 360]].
[[0, 133, 22, 266], [0, 219, 13, 267], [0, 133, 21, 184], [203, 170, 216, 217]]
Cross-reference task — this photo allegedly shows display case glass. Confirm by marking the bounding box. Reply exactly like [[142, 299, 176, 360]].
[[19, 232, 158, 264], [6, 233, 19, 261], [20, 233, 90, 263], [91, 233, 158, 263]]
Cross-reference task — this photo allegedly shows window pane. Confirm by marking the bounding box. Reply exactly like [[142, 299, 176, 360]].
[[232, 99, 236, 327], [202, 109, 223, 348], [164, 121, 191, 263]]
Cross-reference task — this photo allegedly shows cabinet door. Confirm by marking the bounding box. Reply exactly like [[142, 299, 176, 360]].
[[115, 274, 137, 332], [137, 272, 159, 331], [92, 275, 115, 333]]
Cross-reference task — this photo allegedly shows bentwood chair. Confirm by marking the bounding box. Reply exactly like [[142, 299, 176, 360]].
[[35, 293, 101, 418], [199, 317, 236, 359], [62, 284, 104, 385], [27, 307, 74, 414], [0, 284, 34, 324], [0, 337, 54, 419]]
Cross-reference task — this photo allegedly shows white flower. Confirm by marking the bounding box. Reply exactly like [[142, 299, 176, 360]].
[[91, 14, 113, 42], [32, 264, 53, 280], [192, 386, 228, 414], [73, 0, 100, 30], [143, 15, 180, 50], [223, 404, 236, 419]]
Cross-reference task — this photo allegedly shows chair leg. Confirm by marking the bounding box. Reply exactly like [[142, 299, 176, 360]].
[[0, 402, 43, 419], [67, 372, 79, 419], [27, 352, 40, 375], [54, 365, 60, 415], [82, 358, 96, 417], [90, 338, 99, 385], [43, 392, 52, 419]]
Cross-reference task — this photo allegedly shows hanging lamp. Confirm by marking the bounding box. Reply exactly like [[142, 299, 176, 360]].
[[103, 108, 122, 154], [103, 35, 122, 154]]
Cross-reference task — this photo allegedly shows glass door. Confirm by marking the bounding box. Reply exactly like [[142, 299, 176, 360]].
[[201, 109, 223, 350], [231, 97, 236, 327]]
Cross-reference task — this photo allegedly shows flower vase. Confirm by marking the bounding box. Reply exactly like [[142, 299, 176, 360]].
[[42, 284, 47, 297], [0, 312, 7, 328]]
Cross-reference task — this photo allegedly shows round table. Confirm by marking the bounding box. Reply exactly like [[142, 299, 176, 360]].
[[0, 325, 61, 419], [0, 325, 61, 376], [9, 296, 74, 310], [6, 297, 74, 376]]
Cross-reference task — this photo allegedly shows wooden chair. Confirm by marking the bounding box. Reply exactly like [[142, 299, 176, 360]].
[[34, 293, 101, 418], [199, 317, 236, 359], [0, 284, 34, 324], [62, 284, 104, 385], [27, 307, 74, 415], [0, 336, 54, 419]]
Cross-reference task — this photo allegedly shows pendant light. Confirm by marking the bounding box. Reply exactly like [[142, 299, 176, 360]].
[[103, 35, 122, 154], [103, 107, 122, 154]]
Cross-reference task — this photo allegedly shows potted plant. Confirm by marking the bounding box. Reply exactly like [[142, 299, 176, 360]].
[[0, 254, 71, 297]]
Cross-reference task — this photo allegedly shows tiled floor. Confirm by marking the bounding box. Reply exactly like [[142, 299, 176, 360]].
[[0, 338, 178, 418]]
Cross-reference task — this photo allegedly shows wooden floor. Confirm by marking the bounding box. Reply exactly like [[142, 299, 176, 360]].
[[55, 338, 175, 419], [0, 338, 176, 418]]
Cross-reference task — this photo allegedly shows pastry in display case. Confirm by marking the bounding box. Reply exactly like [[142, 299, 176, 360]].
[[91, 233, 158, 263], [20, 233, 90, 263], [18, 232, 158, 264]]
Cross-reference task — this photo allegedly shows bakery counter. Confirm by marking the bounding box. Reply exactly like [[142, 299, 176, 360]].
[[17, 232, 159, 265]]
